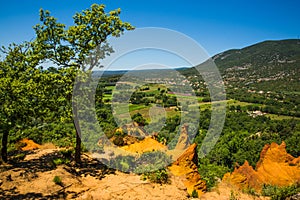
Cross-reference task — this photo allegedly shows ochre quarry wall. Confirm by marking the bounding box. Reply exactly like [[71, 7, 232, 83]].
[[169, 143, 207, 196], [223, 142, 300, 192]]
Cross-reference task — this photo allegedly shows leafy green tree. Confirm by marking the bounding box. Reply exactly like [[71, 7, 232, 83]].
[[0, 42, 77, 162], [32, 4, 134, 163], [0, 43, 36, 162], [0, 4, 134, 163], [132, 113, 148, 126]]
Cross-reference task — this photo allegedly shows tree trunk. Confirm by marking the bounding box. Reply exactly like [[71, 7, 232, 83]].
[[75, 127, 81, 164], [73, 104, 82, 164], [73, 79, 82, 164], [1, 131, 8, 162]]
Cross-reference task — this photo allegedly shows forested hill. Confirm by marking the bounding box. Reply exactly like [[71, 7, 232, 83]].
[[181, 39, 300, 91], [179, 39, 300, 117], [213, 39, 300, 71]]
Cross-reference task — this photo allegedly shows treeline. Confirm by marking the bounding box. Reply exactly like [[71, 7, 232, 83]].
[[227, 89, 300, 117]]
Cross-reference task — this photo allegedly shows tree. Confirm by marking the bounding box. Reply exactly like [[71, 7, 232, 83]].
[[132, 113, 148, 126], [0, 42, 77, 162], [0, 42, 47, 162], [0, 43, 32, 162], [32, 4, 134, 163]]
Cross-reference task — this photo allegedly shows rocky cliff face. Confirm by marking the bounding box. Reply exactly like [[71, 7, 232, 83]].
[[223, 141, 300, 192], [119, 123, 207, 196], [174, 124, 190, 151], [169, 143, 207, 196]]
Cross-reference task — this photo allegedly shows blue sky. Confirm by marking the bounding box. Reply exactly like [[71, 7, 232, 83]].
[[1, 0, 299, 57]]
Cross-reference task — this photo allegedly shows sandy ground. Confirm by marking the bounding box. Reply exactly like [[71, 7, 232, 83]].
[[0, 145, 269, 200], [0, 146, 190, 200]]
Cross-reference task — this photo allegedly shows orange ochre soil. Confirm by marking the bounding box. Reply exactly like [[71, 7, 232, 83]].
[[223, 141, 300, 192]]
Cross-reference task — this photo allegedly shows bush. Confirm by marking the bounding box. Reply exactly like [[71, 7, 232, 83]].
[[53, 176, 63, 186], [261, 183, 300, 200], [198, 160, 230, 190], [53, 158, 70, 166], [243, 187, 259, 197], [110, 151, 172, 174], [105, 131, 114, 139], [113, 136, 124, 146], [229, 190, 239, 200], [135, 151, 172, 174], [191, 190, 198, 198], [59, 149, 74, 158], [141, 168, 169, 184], [13, 153, 26, 161], [20, 122, 76, 148], [132, 113, 148, 126], [109, 155, 135, 172]]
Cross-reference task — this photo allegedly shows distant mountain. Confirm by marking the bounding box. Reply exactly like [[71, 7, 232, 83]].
[[213, 39, 300, 71], [93, 67, 189, 77], [94, 39, 300, 95], [92, 70, 129, 77], [181, 39, 300, 93]]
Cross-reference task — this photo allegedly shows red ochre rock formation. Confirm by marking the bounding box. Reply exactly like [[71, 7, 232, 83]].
[[169, 143, 207, 196], [223, 141, 300, 192], [121, 137, 167, 153], [117, 124, 207, 196], [19, 138, 41, 151]]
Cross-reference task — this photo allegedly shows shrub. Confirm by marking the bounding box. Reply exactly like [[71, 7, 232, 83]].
[[135, 151, 172, 174], [243, 187, 259, 197], [198, 160, 229, 190], [53, 176, 63, 186], [21, 122, 76, 147], [109, 155, 135, 172], [191, 190, 199, 198], [141, 168, 169, 184], [229, 190, 239, 200], [105, 131, 114, 139], [53, 158, 63, 166], [53, 158, 70, 166], [113, 136, 124, 146], [59, 149, 74, 158], [14, 153, 26, 160], [261, 183, 300, 200]]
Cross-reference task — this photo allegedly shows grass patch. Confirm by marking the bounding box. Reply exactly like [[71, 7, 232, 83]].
[[130, 105, 179, 123], [53, 158, 70, 166], [129, 104, 149, 112], [105, 85, 115, 91]]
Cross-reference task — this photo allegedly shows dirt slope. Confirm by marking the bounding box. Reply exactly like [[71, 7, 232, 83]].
[[5, 137, 297, 199], [0, 144, 190, 200]]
